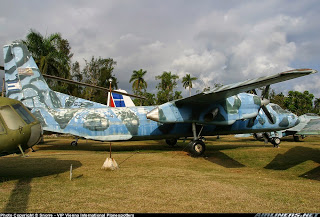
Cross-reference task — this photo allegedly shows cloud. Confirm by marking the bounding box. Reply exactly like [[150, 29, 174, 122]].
[[1, 0, 320, 98]]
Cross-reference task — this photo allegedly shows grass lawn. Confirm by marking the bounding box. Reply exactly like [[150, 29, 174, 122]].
[[0, 135, 319, 213]]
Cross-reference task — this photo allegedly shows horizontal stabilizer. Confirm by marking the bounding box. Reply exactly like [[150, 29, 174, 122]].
[[297, 119, 320, 135]]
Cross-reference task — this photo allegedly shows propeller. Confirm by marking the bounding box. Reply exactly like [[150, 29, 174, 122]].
[[250, 85, 275, 124]]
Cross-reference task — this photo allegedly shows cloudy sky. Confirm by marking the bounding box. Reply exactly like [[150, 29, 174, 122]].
[[1, 0, 320, 98]]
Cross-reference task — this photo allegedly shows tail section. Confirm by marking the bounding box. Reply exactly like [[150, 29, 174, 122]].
[[3, 43, 109, 135], [3, 43, 106, 110], [108, 89, 135, 107], [3, 42, 138, 140]]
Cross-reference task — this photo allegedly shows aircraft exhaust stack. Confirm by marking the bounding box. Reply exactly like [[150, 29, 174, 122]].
[[146, 107, 160, 122]]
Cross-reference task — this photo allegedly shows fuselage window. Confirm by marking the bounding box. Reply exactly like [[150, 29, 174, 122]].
[[12, 103, 35, 124], [0, 105, 26, 130]]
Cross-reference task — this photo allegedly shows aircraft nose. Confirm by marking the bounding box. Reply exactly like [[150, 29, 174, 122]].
[[290, 113, 300, 127]]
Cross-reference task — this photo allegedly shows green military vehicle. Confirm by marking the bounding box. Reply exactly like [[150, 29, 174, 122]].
[[0, 97, 42, 157]]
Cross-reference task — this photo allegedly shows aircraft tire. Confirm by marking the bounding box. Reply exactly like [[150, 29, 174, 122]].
[[166, 138, 178, 146], [188, 140, 206, 157], [271, 137, 281, 147], [71, 141, 78, 146], [293, 135, 300, 142]]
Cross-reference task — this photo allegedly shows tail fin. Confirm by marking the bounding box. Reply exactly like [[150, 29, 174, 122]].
[[3, 43, 106, 109], [109, 89, 135, 107]]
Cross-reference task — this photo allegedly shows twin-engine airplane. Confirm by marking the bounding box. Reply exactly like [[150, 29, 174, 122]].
[[3, 43, 317, 156], [245, 113, 320, 143]]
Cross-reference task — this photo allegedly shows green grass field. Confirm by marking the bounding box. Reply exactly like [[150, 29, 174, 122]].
[[0, 135, 319, 213]]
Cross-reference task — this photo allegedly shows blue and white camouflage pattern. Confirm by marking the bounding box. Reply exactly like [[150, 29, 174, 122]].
[[3, 43, 317, 142]]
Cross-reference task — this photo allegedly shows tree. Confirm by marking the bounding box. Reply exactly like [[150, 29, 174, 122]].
[[21, 29, 73, 92], [130, 69, 147, 92], [69, 61, 83, 97], [130, 69, 148, 105], [284, 91, 314, 116], [270, 90, 286, 109], [133, 92, 156, 106], [182, 74, 197, 96], [314, 98, 320, 114], [82, 56, 118, 104], [174, 91, 183, 100], [155, 71, 179, 104]]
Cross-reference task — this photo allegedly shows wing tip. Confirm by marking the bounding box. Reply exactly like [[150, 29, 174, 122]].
[[280, 68, 318, 75]]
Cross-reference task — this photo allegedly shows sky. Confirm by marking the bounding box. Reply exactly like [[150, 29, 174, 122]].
[[1, 0, 320, 99]]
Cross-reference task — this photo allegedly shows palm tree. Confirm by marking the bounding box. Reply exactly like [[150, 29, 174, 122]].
[[130, 69, 148, 105], [155, 71, 179, 103], [130, 69, 148, 93], [182, 74, 197, 96], [21, 29, 71, 79]]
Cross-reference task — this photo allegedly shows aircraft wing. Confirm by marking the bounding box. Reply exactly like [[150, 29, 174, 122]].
[[296, 119, 320, 135], [175, 69, 316, 106]]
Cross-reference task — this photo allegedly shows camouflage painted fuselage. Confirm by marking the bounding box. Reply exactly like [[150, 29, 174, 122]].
[[3, 43, 300, 142]]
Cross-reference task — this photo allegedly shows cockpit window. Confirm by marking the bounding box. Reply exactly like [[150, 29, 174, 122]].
[[0, 105, 26, 130], [12, 104, 35, 124], [271, 105, 290, 114]]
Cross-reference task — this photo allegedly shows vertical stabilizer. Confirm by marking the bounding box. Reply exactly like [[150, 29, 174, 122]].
[[112, 89, 135, 107], [3, 43, 106, 110]]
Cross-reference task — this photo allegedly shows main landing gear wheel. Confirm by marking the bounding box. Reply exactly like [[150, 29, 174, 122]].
[[71, 137, 79, 146], [293, 135, 300, 142], [271, 137, 281, 148], [188, 140, 206, 157], [71, 141, 78, 146], [166, 138, 178, 146]]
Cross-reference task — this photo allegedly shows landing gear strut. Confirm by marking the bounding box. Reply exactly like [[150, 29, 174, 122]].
[[188, 123, 206, 157], [71, 137, 79, 146], [293, 134, 306, 142]]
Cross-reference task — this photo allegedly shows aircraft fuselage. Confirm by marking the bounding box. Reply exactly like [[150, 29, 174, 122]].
[[27, 93, 299, 142]]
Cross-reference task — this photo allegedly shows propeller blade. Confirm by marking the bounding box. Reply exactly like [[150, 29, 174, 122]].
[[261, 105, 275, 124], [42, 74, 146, 100], [262, 85, 270, 99]]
